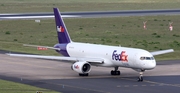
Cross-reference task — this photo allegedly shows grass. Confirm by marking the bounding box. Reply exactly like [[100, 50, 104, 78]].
[[0, 15, 180, 60], [0, 79, 59, 93], [0, 0, 180, 13]]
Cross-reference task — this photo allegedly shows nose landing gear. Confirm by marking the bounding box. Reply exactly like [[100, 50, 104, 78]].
[[138, 70, 145, 82]]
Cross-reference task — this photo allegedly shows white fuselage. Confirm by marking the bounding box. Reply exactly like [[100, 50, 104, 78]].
[[66, 42, 156, 70]]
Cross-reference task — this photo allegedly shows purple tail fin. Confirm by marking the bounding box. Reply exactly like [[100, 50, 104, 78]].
[[53, 8, 71, 43]]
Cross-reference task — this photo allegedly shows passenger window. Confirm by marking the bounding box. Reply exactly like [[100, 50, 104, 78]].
[[140, 57, 154, 60]]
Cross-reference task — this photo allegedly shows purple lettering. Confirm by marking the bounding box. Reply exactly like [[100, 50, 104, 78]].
[[112, 50, 117, 60], [112, 50, 128, 62]]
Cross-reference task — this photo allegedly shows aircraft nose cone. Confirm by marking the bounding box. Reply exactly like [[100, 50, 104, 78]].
[[151, 60, 156, 68], [147, 60, 156, 69]]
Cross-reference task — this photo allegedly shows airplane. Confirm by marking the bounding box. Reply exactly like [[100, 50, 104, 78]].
[[7, 8, 174, 82]]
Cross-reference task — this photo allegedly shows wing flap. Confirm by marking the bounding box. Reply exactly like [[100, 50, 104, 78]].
[[150, 49, 174, 56], [79, 58, 104, 63]]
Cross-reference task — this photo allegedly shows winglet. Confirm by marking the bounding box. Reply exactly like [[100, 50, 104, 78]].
[[53, 8, 71, 44]]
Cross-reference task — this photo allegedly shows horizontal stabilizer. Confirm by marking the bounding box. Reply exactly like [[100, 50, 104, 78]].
[[23, 44, 60, 51]]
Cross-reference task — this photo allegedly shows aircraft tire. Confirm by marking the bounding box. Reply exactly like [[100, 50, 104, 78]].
[[111, 71, 120, 75], [117, 71, 120, 75], [79, 73, 89, 76], [111, 70, 115, 75]]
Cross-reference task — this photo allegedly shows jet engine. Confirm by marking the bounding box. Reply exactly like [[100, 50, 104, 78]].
[[71, 62, 91, 73]]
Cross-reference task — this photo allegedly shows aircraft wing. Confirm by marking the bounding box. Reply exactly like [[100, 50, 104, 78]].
[[6, 53, 104, 64], [150, 49, 174, 56]]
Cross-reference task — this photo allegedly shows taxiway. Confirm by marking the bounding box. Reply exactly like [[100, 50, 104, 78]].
[[0, 53, 180, 93]]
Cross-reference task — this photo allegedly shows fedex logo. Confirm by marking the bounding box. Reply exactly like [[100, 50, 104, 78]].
[[74, 65, 79, 69], [112, 50, 128, 62], [57, 26, 64, 32]]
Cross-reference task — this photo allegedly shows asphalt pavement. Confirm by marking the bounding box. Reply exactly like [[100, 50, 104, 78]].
[[1, 9, 180, 19], [0, 53, 180, 93]]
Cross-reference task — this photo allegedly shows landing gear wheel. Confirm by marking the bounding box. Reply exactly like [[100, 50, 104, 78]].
[[79, 73, 89, 76], [111, 67, 121, 75], [115, 71, 120, 75], [111, 70, 114, 75], [111, 70, 120, 75], [117, 71, 120, 75]]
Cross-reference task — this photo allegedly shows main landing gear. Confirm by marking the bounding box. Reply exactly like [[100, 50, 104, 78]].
[[138, 70, 145, 82], [111, 66, 120, 75]]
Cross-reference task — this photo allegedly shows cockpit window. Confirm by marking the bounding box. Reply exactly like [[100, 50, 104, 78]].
[[146, 57, 151, 60], [140, 57, 154, 60], [140, 57, 145, 60]]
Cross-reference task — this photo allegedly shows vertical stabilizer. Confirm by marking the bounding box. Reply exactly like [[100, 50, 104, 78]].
[[53, 8, 71, 43]]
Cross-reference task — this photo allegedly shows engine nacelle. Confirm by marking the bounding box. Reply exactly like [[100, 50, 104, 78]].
[[71, 62, 91, 74]]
